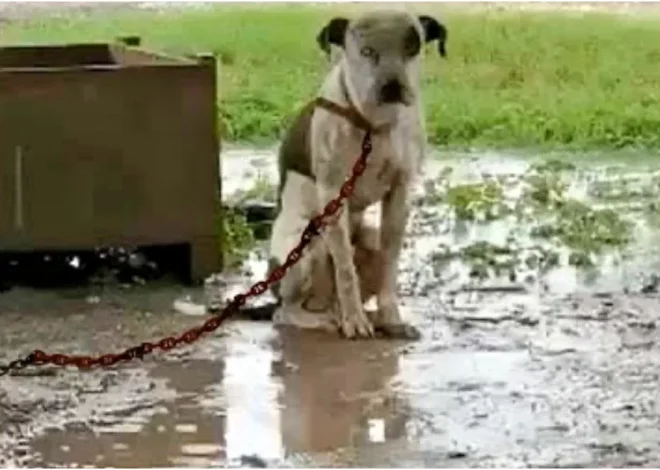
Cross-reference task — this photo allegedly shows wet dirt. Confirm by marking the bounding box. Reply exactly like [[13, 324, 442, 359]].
[[3, 147, 660, 467]]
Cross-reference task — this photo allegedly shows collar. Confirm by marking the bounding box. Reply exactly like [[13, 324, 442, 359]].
[[314, 97, 387, 134], [312, 71, 390, 135]]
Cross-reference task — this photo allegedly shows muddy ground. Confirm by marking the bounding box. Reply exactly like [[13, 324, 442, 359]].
[[3, 147, 660, 467]]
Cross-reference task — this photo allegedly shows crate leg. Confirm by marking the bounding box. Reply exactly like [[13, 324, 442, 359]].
[[189, 237, 221, 284]]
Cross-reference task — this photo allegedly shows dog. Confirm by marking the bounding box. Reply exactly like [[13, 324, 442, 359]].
[[268, 10, 447, 339]]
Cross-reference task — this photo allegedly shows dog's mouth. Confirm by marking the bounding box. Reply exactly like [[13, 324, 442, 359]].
[[378, 95, 414, 107]]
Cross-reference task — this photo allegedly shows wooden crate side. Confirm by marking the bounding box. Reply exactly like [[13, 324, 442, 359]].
[[0, 44, 115, 68], [0, 60, 221, 280]]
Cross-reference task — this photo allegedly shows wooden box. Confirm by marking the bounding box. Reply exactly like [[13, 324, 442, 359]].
[[0, 37, 221, 283]]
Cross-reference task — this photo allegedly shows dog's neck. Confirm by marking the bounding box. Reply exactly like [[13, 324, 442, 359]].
[[320, 63, 402, 131], [342, 68, 398, 129]]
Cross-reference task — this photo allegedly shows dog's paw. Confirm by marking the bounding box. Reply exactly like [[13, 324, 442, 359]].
[[371, 301, 421, 340], [376, 323, 422, 341], [339, 311, 375, 339], [374, 298, 402, 324]]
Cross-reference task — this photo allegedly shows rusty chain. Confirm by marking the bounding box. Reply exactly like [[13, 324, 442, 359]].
[[0, 132, 372, 378]]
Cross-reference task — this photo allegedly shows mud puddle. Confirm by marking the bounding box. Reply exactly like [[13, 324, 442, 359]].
[[3, 147, 660, 467]]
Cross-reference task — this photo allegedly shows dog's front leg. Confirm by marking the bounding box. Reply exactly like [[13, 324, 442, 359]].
[[318, 185, 374, 339], [377, 177, 421, 340]]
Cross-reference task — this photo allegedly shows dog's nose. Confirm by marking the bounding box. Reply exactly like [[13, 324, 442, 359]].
[[379, 79, 403, 103]]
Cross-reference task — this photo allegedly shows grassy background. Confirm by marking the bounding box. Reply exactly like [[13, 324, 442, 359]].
[[2, 3, 660, 150]]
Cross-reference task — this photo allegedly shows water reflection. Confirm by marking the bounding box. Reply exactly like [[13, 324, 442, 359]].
[[274, 328, 409, 456], [30, 322, 410, 466], [223, 324, 282, 462]]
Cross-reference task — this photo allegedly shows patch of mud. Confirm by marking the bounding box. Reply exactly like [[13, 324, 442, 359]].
[[4, 148, 660, 467]]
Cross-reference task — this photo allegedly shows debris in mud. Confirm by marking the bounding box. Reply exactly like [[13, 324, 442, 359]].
[[640, 274, 660, 294], [445, 181, 509, 222], [174, 268, 278, 320], [446, 450, 468, 459], [430, 239, 559, 288], [530, 200, 630, 263], [419, 157, 641, 294], [219, 154, 646, 299], [450, 284, 528, 294], [0, 246, 165, 291], [444, 304, 540, 327], [240, 454, 268, 468], [5, 369, 58, 378], [173, 297, 208, 317], [589, 170, 660, 204]]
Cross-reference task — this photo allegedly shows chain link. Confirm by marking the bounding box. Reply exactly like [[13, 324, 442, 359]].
[[0, 132, 373, 377]]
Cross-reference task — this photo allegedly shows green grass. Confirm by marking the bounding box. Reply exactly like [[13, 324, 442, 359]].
[[2, 4, 660, 150]]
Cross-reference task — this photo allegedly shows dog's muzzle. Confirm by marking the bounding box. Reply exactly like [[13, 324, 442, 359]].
[[379, 79, 404, 104]]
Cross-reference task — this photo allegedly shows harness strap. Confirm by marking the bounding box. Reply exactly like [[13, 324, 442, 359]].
[[313, 97, 378, 133]]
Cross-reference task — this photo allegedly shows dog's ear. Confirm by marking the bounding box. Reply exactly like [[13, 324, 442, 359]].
[[418, 15, 448, 58], [316, 17, 350, 56]]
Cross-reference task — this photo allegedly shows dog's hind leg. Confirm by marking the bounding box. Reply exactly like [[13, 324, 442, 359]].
[[269, 208, 338, 330], [301, 243, 335, 313], [273, 240, 339, 331]]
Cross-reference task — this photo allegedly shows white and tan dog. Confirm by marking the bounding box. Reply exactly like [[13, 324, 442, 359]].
[[268, 10, 447, 339]]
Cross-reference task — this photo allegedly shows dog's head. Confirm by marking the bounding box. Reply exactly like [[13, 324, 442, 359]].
[[316, 11, 447, 110]]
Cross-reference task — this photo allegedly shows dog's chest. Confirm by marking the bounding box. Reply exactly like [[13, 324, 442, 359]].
[[348, 136, 400, 211]]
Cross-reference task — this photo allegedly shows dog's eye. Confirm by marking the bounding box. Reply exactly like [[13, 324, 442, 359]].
[[360, 46, 378, 60]]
